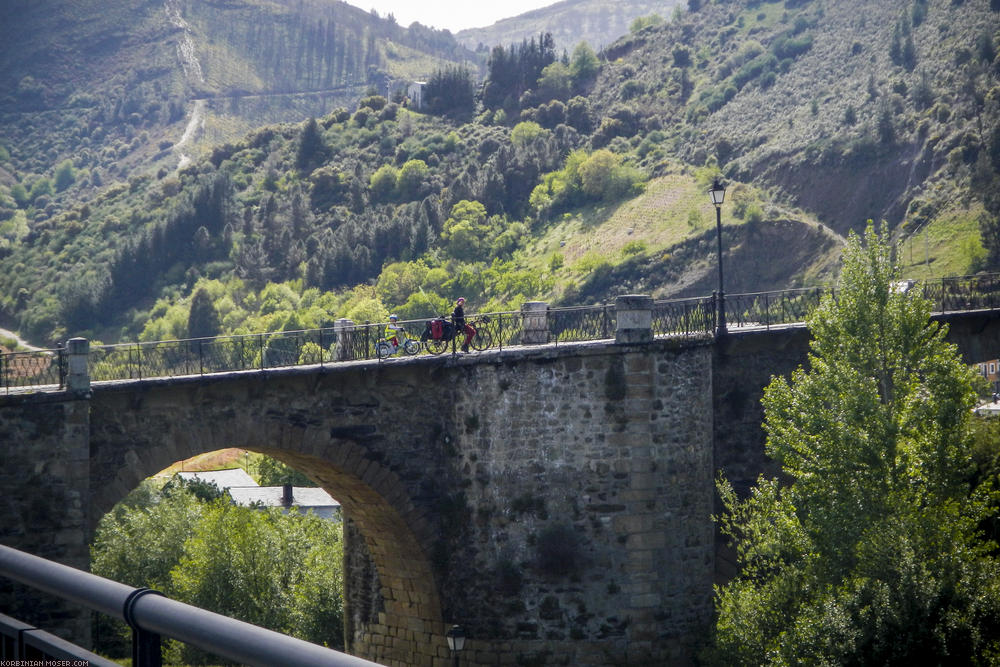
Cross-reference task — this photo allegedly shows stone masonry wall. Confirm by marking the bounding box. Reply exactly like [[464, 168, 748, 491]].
[[0, 391, 91, 645], [431, 339, 717, 665]]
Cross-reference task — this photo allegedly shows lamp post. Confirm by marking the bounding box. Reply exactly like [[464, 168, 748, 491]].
[[446, 624, 466, 667], [709, 178, 727, 335]]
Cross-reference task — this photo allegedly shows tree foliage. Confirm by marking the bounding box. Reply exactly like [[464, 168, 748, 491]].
[[91, 477, 345, 663], [423, 66, 475, 116], [482, 33, 557, 111], [187, 286, 221, 339], [708, 224, 1000, 665]]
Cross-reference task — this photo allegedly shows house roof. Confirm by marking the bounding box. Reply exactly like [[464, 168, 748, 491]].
[[176, 468, 258, 489], [227, 486, 340, 510]]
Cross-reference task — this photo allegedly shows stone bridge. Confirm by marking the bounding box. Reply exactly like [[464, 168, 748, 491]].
[[2, 305, 999, 666]]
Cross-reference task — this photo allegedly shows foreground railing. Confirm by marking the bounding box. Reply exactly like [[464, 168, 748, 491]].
[[5, 274, 1000, 392], [0, 543, 381, 667]]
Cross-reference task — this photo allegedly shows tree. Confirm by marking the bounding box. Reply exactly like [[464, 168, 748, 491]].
[[296, 117, 329, 172], [396, 159, 429, 201], [423, 66, 475, 116], [92, 480, 346, 661], [54, 159, 76, 192], [369, 164, 398, 202], [536, 61, 571, 102], [441, 199, 490, 261], [188, 286, 221, 339], [708, 224, 1000, 665], [569, 42, 600, 89]]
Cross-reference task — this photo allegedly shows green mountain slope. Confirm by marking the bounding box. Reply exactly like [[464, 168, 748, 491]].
[[0, 0, 996, 347]]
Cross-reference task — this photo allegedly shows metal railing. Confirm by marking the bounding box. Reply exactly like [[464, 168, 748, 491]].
[[722, 288, 829, 331], [549, 304, 615, 343], [5, 274, 1000, 393], [653, 296, 716, 336], [1, 347, 65, 394], [0, 543, 382, 667]]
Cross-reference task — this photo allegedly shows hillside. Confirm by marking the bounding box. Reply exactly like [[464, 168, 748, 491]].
[[456, 0, 684, 52], [583, 0, 999, 258], [0, 0, 997, 347], [0, 0, 476, 189]]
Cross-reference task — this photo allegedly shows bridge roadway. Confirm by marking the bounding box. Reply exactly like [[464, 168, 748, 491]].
[[2, 300, 1000, 666]]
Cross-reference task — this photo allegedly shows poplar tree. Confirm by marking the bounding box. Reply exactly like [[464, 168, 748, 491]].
[[708, 224, 1000, 664]]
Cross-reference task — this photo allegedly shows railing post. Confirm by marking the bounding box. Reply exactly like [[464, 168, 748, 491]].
[[66, 337, 90, 395], [334, 319, 355, 361], [521, 301, 549, 344], [56, 342, 66, 389], [615, 295, 653, 344], [124, 588, 164, 667]]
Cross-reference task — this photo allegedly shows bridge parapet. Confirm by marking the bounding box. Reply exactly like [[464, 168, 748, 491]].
[[4, 277, 1000, 396]]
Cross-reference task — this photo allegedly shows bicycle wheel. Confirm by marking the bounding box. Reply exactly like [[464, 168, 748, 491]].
[[403, 339, 420, 356], [376, 341, 392, 360], [469, 320, 492, 351], [425, 338, 449, 355]]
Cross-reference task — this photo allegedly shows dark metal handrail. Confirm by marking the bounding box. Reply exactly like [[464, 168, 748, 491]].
[[0, 544, 383, 667]]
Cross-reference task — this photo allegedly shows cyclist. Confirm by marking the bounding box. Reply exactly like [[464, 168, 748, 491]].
[[385, 314, 405, 348], [452, 297, 475, 352]]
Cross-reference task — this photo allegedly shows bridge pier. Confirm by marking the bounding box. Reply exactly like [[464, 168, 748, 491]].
[[0, 391, 92, 646]]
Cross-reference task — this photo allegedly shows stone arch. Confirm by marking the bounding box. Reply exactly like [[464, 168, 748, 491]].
[[88, 369, 452, 666]]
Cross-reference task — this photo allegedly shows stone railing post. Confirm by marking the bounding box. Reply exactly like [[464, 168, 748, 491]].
[[615, 295, 653, 343], [334, 318, 355, 361], [66, 337, 90, 394], [521, 301, 549, 344]]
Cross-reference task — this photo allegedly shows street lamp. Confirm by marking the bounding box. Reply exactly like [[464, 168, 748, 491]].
[[709, 178, 727, 335], [446, 625, 466, 667]]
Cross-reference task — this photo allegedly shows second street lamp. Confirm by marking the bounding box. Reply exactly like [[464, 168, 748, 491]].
[[709, 178, 727, 335], [446, 625, 466, 667]]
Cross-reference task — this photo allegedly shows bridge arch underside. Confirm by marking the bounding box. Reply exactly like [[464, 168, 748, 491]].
[[88, 368, 455, 666]]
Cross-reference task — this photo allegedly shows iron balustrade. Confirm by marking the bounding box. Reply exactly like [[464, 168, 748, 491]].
[[0, 347, 65, 393], [652, 296, 716, 337], [0, 543, 383, 667], [722, 288, 829, 331], [5, 274, 1000, 394], [548, 304, 615, 343]]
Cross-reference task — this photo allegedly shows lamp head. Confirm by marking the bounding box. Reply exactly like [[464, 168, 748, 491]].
[[446, 625, 466, 652], [709, 178, 726, 206]]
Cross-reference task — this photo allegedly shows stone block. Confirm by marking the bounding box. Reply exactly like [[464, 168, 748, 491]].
[[615, 295, 653, 343]]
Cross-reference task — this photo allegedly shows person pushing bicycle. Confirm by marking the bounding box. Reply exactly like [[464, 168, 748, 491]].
[[452, 297, 476, 353]]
